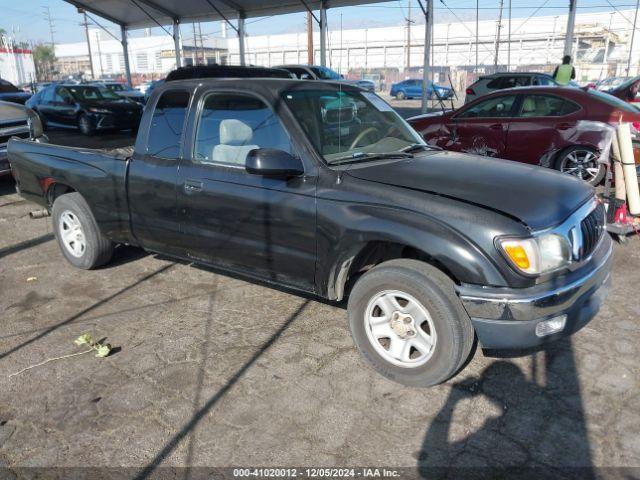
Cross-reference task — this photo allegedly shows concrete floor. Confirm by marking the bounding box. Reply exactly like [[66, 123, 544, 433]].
[[0, 124, 639, 477]]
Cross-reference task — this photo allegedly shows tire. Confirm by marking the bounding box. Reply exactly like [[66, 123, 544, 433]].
[[347, 259, 474, 387], [396, 90, 406, 100], [36, 110, 48, 130], [52, 192, 113, 269], [554, 146, 605, 186], [78, 113, 94, 136]]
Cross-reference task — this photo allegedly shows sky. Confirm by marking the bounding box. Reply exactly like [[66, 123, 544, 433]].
[[2, 0, 639, 46]]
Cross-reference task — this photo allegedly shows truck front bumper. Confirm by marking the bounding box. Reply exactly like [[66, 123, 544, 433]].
[[456, 234, 613, 349]]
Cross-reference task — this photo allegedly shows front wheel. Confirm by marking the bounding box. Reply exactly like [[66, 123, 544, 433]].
[[78, 113, 94, 136], [555, 146, 605, 185], [396, 90, 406, 100], [347, 259, 474, 387], [52, 192, 114, 269]]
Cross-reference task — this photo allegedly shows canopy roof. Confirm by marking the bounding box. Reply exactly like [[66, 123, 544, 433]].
[[64, 0, 383, 29]]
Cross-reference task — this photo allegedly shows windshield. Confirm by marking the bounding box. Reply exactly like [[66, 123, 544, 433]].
[[67, 86, 123, 101], [283, 88, 426, 164], [311, 66, 341, 80]]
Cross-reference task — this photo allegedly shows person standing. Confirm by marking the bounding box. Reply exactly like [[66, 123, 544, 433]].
[[553, 55, 576, 86]]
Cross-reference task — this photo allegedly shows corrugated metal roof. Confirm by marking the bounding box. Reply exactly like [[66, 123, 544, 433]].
[[64, 0, 387, 29]]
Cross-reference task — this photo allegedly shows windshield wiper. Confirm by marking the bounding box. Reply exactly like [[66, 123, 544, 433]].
[[401, 143, 441, 152], [329, 151, 414, 165]]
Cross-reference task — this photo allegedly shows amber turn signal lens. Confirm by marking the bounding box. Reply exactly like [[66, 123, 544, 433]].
[[504, 245, 530, 270]]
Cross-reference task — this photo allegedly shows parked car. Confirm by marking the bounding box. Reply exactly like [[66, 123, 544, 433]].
[[389, 79, 454, 100], [136, 80, 156, 95], [465, 72, 559, 103], [608, 76, 640, 106], [92, 81, 146, 103], [143, 80, 164, 103], [0, 100, 46, 176], [408, 86, 640, 185], [165, 64, 293, 82], [276, 64, 343, 81], [9, 79, 612, 387], [26, 83, 142, 136], [277, 64, 379, 92], [0, 79, 32, 105], [595, 76, 631, 92]]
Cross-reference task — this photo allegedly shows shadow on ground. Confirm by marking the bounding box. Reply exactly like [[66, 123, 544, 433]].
[[418, 339, 594, 478]]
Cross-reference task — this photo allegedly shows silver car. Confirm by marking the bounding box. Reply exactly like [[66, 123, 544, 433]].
[[465, 72, 558, 103], [0, 101, 45, 176]]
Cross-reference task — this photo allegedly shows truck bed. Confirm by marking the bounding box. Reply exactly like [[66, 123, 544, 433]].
[[8, 138, 134, 244]]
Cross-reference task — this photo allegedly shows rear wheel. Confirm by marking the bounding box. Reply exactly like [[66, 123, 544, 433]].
[[396, 90, 406, 100], [555, 146, 605, 186], [347, 259, 474, 387], [78, 113, 94, 136], [52, 192, 113, 269]]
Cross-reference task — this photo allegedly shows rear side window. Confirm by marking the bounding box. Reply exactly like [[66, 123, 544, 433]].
[[501, 76, 531, 88], [486, 78, 503, 89], [147, 90, 190, 159], [519, 95, 580, 117], [194, 93, 291, 166]]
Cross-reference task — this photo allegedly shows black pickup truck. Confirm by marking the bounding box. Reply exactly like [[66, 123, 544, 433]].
[[8, 79, 612, 387]]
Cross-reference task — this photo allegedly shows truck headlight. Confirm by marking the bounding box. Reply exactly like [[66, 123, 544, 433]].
[[26, 108, 43, 139], [498, 233, 571, 275]]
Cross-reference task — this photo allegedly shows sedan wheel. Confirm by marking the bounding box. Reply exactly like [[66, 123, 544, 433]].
[[78, 114, 94, 136], [557, 148, 605, 185], [396, 91, 406, 100]]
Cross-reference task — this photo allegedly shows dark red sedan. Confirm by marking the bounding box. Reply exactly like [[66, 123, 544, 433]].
[[408, 86, 640, 185]]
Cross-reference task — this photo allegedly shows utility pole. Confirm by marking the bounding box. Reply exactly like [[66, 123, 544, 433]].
[[94, 30, 103, 77], [406, 0, 412, 73], [307, 11, 313, 64], [198, 22, 205, 64], [192, 23, 198, 64], [627, 0, 640, 75], [81, 12, 95, 79], [42, 6, 55, 46], [494, 0, 504, 67], [507, 0, 512, 71], [475, 0, 479, 72]]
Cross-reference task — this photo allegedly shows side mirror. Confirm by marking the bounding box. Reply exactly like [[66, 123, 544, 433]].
[[245, 148, 304, 178]]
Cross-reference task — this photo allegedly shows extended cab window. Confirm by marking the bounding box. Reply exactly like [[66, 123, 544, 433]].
[[457, 95, 517, 118], [194, 93, 291, 165], [519, 95, 580, 117], [148, 90, 190, 159]]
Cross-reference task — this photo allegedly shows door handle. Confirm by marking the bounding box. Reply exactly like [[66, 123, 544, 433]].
[[489, 123, 503, 130], [555, 122, 573, 131], [184, 180, 203, 194]]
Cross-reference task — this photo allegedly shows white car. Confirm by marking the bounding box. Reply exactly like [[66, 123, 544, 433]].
[[465, 72, 558, 104]]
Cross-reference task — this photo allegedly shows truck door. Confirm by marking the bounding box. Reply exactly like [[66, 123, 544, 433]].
[[177, 90, 317, 291], [127, 89, 189, 255], [446, 93, 517, 157]]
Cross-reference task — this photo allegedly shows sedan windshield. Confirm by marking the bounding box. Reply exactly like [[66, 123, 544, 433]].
[[67, 86, 123, 101], [283, 88, 426, 164]]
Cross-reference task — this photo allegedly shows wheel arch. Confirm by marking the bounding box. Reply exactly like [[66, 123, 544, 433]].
[[328, 240, 461, 302]]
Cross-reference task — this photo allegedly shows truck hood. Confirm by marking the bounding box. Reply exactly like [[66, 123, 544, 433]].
[[345, 150, 594, 230]]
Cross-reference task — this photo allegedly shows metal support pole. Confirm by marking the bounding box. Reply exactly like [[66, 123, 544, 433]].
[[121, 25, 132, 86], [563, 0, 577, 58], [307, 11, 314, 64], [475, 0, 479, 72], [421, 0, 432, 114], [320, 2, 328, 67], [238, 15, 246, 66], [173, 19, 182, 68], [627, 0, 640, 75]]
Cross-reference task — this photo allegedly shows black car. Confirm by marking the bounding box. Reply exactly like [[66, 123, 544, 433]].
[[8, 79, 611, 387], [0, 79, 32, 105], [26, 83, 142, 135], [165, 64, 293, 82]]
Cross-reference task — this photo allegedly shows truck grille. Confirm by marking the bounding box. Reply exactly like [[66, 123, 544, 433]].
[[580, 202, 605, 259]]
